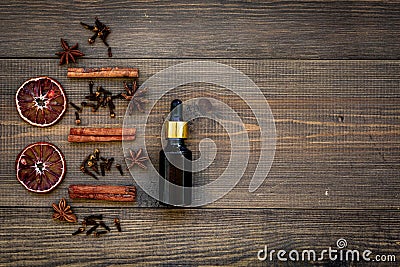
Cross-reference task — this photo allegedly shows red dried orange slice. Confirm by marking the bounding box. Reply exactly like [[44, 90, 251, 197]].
[[16, 77, 67, 127], [16, 142, 66, 193]]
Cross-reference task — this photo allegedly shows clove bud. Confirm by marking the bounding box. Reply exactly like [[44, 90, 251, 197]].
[[75, 111, 81, 125], [106, 157, 114, 171], [100, 162, 106, 176], [72, 227, 86, 236], [89, 81, 94, 95], [116, 164, 124, 175], [114, 217, 121, 232], [93, 149, 100, 160], [80, 165, 98, 180]]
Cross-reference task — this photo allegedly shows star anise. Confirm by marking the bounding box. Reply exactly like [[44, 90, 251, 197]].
[[55, 38, 84, 65], [52, 198, 77, 223], [122, 80, 148, 114], [80, 17, 112, 57], [125, 148, 149, 169]]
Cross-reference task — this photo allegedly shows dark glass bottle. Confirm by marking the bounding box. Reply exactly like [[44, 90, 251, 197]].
[[159, 99, 192, 206]]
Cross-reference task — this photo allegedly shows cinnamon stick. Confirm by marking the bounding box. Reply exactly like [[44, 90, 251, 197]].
[[68, 135, 135, 143], [68, 185, 136, 202], [70, 128, 136, 136], [67, 67, 139, 78], [68, 128, 136, 142]]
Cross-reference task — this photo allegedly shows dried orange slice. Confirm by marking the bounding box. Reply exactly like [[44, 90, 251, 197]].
[[16, 77, 67, 127], [16, 142, 66, 193]]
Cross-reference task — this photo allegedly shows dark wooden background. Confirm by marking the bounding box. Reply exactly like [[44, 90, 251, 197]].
[[0, 1, 399, 266]]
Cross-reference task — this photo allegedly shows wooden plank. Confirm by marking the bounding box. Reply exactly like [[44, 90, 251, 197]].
[[1, 1, 400, 59], [0, 59, 399, 209], [0, 208, 399, 266]]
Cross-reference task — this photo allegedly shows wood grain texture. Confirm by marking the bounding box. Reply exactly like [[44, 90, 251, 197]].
[[0, 208, 399, 266], [1, 1, 400, 59], [1, 59, 399, 209], [1, 1, 400, 265]]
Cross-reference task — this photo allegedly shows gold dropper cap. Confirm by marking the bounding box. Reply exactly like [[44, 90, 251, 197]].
[[167, 121, 188, 139], [166, 99, 188, 139]]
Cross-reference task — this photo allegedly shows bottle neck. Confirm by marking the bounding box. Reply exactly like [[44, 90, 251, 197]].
[[167, 137, 186, 146]]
